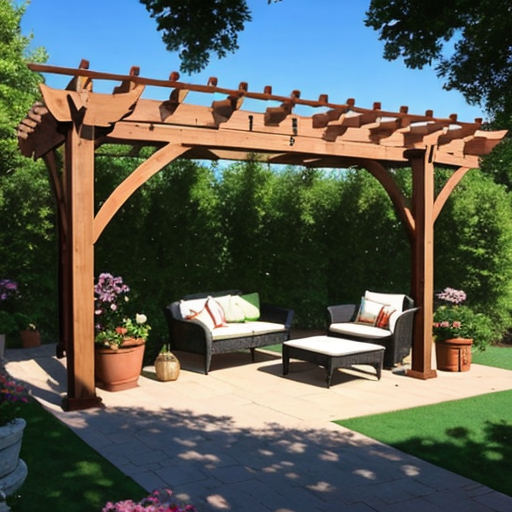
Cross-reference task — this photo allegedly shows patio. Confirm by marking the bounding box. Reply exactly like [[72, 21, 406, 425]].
[[5, 341, 512, 512]]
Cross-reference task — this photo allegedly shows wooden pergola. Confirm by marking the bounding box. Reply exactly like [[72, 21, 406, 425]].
[[17, 61, 507, 410]]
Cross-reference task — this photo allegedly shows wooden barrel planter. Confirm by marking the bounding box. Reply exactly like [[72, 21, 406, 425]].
[[435, 338, 473, 372]]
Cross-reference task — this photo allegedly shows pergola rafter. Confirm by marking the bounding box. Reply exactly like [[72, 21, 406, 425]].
[[17, 61, 507, 410]]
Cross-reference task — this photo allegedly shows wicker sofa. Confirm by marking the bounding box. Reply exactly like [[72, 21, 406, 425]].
[[327, 291, 418, 368], [164, 290, 294, 374]]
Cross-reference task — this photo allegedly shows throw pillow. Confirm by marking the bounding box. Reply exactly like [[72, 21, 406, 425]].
[[205, 297, 228, 328], [234, 292, 260, 321], [216, 295, 246, 323], [375, 305, 395, 329], [185, 307, 215, 331], [179, 298, 207, 318], [355, 297, 383, 326]]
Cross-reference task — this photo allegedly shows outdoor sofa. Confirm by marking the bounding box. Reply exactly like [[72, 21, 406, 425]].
[[164, 290, 294, 374], [327, 290, 418, 368]]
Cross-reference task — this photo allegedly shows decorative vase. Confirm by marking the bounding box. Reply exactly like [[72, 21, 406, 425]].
[[20, 330, 40, 348], [154, 351, 180, 382], [0, 418, 28, 499], [94, 339, 145, 392], [435, 337, 473, 372]]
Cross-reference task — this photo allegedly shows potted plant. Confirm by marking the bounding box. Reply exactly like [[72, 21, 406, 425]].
[[19, 322, 41, 349], [102, 488, 197, 511], [94, 273, 151, 392], [0, 369, 30, 502], [433, 287, 494, 371]]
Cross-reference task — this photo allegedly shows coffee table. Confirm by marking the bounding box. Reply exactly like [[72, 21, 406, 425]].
[[282, 335, 385, 388]]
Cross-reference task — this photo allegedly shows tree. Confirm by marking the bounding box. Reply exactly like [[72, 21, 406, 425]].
[[139, 0, 251, 74], [0, 0, 55, 338], [0, 0, 46, 175], [365, 0, 512, 124]]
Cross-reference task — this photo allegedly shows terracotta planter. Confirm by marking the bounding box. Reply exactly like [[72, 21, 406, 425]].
[[20, 330, 41, 348], [154, 352, 180, 382], [95, 340, 145, 392], [435, 337, 473, 372], [0, 418, 28, 498]]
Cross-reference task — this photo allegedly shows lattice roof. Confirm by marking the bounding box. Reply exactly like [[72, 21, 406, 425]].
[[18, 61, 507, 169]]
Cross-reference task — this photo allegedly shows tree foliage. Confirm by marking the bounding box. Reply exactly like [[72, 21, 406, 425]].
[[365, 0, 512, 123], [139, 0, 251, 74], [0, 0, 54, 338]]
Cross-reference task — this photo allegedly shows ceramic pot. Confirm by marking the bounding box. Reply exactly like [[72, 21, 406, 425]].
[[154, 352, 180, 382], [20, 330, 40, 348], [95, 340, 145, 392], [0, 418, 26, 479], [435, 337, 473, 372]]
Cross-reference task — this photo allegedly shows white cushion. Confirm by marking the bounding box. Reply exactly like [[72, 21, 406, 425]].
[[205, 297, 228, 328], [284, 336, 385, 356], [329, 322, 391, 339], [186, 306, 215, 331], [211, 321, 285, 341], [215, 295, 246, 323], [364, 291, 405, 331], [179, 298, 207, 318], [233, 294, 260, 321]]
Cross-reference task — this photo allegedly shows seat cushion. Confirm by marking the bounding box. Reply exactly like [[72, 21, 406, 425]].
[[211, 321, 285, 341], [329, 322, 391, 340]]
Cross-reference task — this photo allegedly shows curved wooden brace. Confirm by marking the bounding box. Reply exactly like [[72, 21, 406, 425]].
[[433, 166, 470, 222], [359, 159, 415, 239], [93, 144, 188, 243], [42, 151, 67, 236]]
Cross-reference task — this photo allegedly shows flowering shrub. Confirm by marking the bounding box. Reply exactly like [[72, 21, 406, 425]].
[[0, 279, 18, 302], [0, 278, 21, 334], [102, 488, 197, 512], [0, 369, 30, 427], [433, 287, 494, 349], [94, 273, 151, 349]]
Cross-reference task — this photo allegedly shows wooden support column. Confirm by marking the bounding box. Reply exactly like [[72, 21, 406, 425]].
[[406, 148, 437, 379], [61, 122, 102, 410]]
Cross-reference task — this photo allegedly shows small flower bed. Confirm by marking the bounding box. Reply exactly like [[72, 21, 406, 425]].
[[102, 488, 197, 512], [0, 369, 30, 427]]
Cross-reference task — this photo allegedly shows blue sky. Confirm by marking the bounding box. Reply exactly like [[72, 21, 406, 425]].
[[20, 0, 485, 122]]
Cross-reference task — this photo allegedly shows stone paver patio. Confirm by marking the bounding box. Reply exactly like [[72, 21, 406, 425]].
[[5, 341, 512, 512]]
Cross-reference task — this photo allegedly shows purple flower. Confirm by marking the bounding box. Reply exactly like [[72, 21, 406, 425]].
[[437, 287, 466, 305], [0, 279, 18, 302]]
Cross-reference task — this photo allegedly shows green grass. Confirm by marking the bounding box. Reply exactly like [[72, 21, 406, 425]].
[[472, 344, 512, 370], [7, 401, 146, 511], [336, 345, 512, 497]]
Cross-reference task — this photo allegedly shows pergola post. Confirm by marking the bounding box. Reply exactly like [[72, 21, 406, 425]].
[[61, 122, 102, 410], [407, 148, 437, 379]]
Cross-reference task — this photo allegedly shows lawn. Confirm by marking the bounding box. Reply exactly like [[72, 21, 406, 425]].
[[336, 345, 512, 497], [7, 401, 147, 511]]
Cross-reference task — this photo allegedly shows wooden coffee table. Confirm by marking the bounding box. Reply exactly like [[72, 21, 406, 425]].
[[282, 335, 385, 388]]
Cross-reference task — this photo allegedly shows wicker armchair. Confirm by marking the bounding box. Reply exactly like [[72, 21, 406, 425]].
[[327, 291, 418, 368]]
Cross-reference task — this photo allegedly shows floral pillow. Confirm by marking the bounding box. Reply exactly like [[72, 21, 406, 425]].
[[355, 297, 384, 326], [375, 305, 395, 329]]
